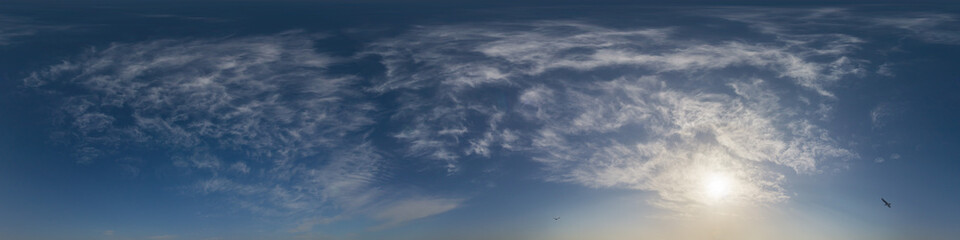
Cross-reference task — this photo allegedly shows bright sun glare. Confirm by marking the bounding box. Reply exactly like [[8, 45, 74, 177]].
[[705, 173, 731, 202]]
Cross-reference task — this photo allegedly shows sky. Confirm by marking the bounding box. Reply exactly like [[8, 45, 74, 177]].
[[1, 1, 960, 240]]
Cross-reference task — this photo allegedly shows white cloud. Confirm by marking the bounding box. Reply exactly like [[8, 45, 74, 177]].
[[371, 197, 464, 230], [371, 21, 861, 98], [522, 78, 854, 212], [367, 20, 861, 177], [386, 91, 512, 173], [877, 63, 895, 77], [871, 103, 902, 129], [173, 152, 222, 171], [26, 32, 458, 229], [27, 31, 370, 164], [0, 15, 54, 46], [874, 13, 960, 45], [28, 8, 889, 224], [367, 20, 860, 214], [710, 7, 960, 46], [229, 161, 250, 174]]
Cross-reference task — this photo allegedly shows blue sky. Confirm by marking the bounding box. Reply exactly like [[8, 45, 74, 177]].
[[2, 1, 960, 240]]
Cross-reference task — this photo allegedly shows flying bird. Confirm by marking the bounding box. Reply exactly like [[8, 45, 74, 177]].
[[553, 217, 560, 221], [882, 198, 892, 208]]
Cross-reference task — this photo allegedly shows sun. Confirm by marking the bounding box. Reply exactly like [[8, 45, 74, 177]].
[[705, 173, 732, 202]]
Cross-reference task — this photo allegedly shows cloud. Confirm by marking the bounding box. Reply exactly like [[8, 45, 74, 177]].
[[28, 7, 890, 224], [522, 78, 854, 212], [370, 197, 464, 230], [0, 15, 70, 46], [229, 161, 250, 174], [709, 7, 960, 46], [370, 21, 862, 97], [871, 103, 902, 129], [875, 153, 899, 164], [387, 92, 511, 173], [0, 16, 41, 45], [27, 31, 458, 229], [874, 13, 960, 45], [27, 31, 370, 164], [877, 63, 896, 77], [367, 19, 861, 213], [367, 20, 861, 175]]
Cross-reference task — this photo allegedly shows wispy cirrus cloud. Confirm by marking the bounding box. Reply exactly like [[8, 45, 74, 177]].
[[871, 102, 903, 129], [369, 21, 856, 180], [27, 30, 367, 164], [522, 78, 855, 212], [371, 21, 862, 97], [371, 197, 464, 230], [367, 18, 862, 213], [387, 92, 512, 173], [710, 7, 960, 45], [28, 6, 912, 225], [874, 13, 960, 45], [0, 15, 71, 46], [26, 31, 459, 229], [0, 15, 40, 45]]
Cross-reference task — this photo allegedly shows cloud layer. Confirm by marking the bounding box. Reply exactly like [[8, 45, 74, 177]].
[[27, 6, 950, 229], [0, 15, 70, 46], [367, 19, 863, 212], [27, 31, 461, 229]]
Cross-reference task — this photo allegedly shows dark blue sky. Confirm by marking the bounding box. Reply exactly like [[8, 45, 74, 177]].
[[2, 1, 960, 240]]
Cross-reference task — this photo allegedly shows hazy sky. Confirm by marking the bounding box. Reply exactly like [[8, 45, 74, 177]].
[[2, 1, 960, 240]]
